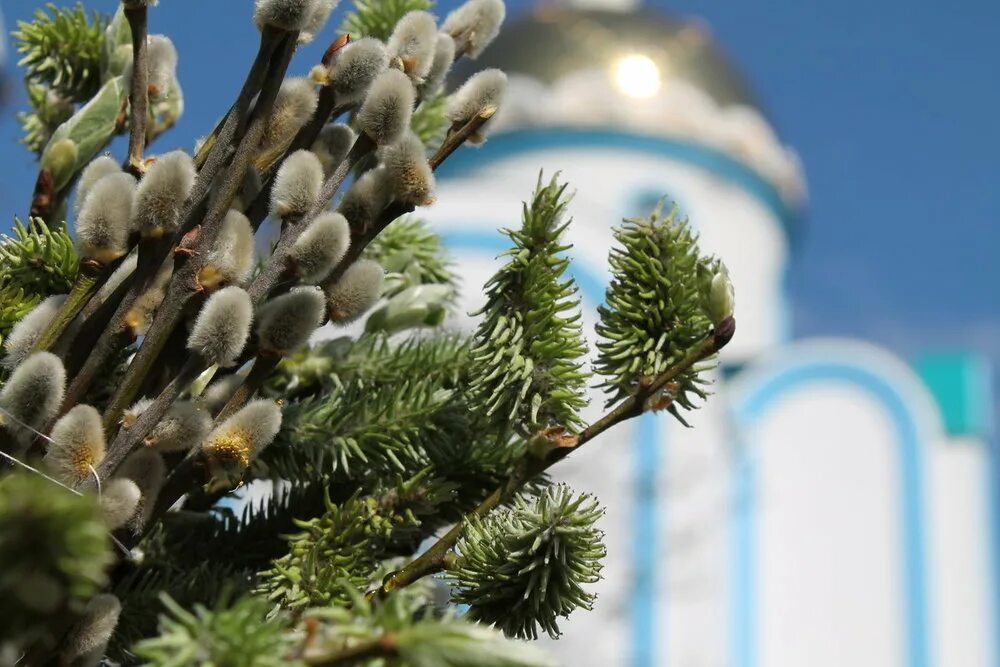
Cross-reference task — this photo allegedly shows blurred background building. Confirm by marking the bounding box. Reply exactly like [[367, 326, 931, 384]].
[[428, 2, 999, 666]]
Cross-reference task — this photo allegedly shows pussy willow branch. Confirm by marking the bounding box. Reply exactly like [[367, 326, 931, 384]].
[[59, 29, 284, 413], [84, 32, 300, 486], [124, 3, 149, 176], [30, 259, 106, 353], [372, 317, 736, 598]]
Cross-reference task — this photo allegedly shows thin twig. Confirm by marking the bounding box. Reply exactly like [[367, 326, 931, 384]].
[[371, 319, 735, 598], [124, 4, 150, 176]]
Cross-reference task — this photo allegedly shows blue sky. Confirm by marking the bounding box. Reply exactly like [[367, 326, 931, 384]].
[[0, 0, 996, 413]]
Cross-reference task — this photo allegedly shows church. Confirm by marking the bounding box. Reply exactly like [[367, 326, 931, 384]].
[[427, 4, 999, 666]]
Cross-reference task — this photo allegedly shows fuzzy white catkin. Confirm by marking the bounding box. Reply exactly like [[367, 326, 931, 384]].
[[312, 124, 356, 175], [259, 78, 319, 158], [200, 374, 245, 414], [0, 352, 66, 444], [201, 209, 256, 287], [442, 0, 505, 58], [336, 167, 394, 229], [76, 172, 137, 263], [420, 33, 456, 97], [254, 0, 318, 31], [356, 69, 415, 145], [447, 68, 506, 143], [44, 405, 106, 486], [62, 594, 121, 663], [187, 286, 253, 366], [270, 150, 324, 219], [131, 150, 195, 237], [100, 478, 141, 530], [256, 288, 325, 354], [387, 11, 438, 82], [325, 259, 384, 324], [1, 294, 67, 370], [116, 449, 166, 533], [147, 35, 178, 98], [125, 398, 211, 452], [202, 399, 282, 475], [299, 0, 337, 43], [74, 156, 120, 215], [380, 131, 435, 205], [325, 38, 388, 105], [290, 212, 350, 282]]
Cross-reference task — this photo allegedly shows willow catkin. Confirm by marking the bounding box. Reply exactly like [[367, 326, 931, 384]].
[[446, 68, 506, 143], [1, 294, 67, 370], [187, 286, 253, 366], [380, 131, 435, 205], [289, 212, 350, 282], [0, 352, 66, 446], [74, 156, 121, 215], [387, 11, 438, 82], [443, 0, 506, 58], [131, 150, 195, 237], [356, 69, 415, 145], [201, 399, 282, 479], [199, 210, 256, 288], [75, 173, 137, 263], [256, 288, 325, 354], [321, 38, 388, 105], [270, 150, 323, 219], [44, 404, 106, 486], [324, 259, 385, 324]]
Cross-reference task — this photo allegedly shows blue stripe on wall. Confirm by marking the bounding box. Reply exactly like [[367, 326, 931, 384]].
[[731, 361, 932, 667]]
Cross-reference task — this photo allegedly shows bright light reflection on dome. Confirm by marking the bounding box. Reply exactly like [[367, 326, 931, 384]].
[[613, 53, 661, 99]]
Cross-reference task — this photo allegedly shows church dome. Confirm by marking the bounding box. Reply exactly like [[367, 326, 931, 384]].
[[457, 4, 807, 206]]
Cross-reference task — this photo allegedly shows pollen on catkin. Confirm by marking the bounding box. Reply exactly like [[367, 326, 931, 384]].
[[199, 210, 256, 288], [387, 11, 438, 82], [74, 156, 121, 215], [420, 33, 456, 97], [323, 38, 388, 105], [131, 150, 195, 237], [0, 352, 66, 446], [289, 212, 350, 282], [270, 150, 324, 219], [100, 478, 141, 530], [356, 69, 415, 145], [442, 0, 505, 58], [254, 0, 318, 31], [258, 77, 319, 159], [256, 288, 325, 354], [447, 68, 506, 143], [299, 0, 337, 43], [61, 594, 121, 663], [201, 399, 282, 478], [336, 167, 394, 229], [1, 294, 67, 370], [44, 405, 106, 486], [324, 258, 384, 324], [187, 286, 253, 367], [380, 131, 435, 205], [75, 172, 138, 263], [116, 449, 166, 533]]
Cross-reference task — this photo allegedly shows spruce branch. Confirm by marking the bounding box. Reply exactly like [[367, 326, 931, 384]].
[[372, 322, 733, 598]]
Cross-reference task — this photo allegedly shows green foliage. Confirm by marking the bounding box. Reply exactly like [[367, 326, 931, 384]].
[[133, 593, 296, 667], [0, 473, 112, 651], [411, 93, 449, 147], [594, 202, 721, 423], [13, 3, 109, 103], [467, 174, 589, 435], [365, 217, 457, 299], [341, 0, 435, 40], [0, 218, 79, 350], [451, 484, 606, 640], [305, 587, 556, 667], [258, 474, 451, 609]]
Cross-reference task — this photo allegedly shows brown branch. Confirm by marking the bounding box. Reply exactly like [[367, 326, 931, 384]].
[[124, 4, 149, 176]]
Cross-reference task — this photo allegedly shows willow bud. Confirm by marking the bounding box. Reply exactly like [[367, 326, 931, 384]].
[[336, 167, 393, 229], [44, 405, 106, 486], [299, 0, 337, 43], [61, 594, 121, 664], [387, 11, 438, 82], [75, 156, 120, 215], [442, 0, 505, 58], [0, 352, 66, 446], [259, 78, 319, 160], [447, 68, 506, 144], [381, 131, 435, 205], [270, 150, 324, 219], [324, 259, 384, 324], [420, 33, 456, 97], [187, 286, 253, 366], [289, 212, 350, 282], [199, 210, 256, 288], [256, 288, 325, 355], [100, 478, 141, 530], [116, 449, 166, 533], [320, 38, 388, 105], [201, 399, 282, 479], [1, 295, 67, 370], [131, 150, 195, 237], [76, 173, 137, 263], [254, 0, 319, 31], [357, 69, 415, 145]]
